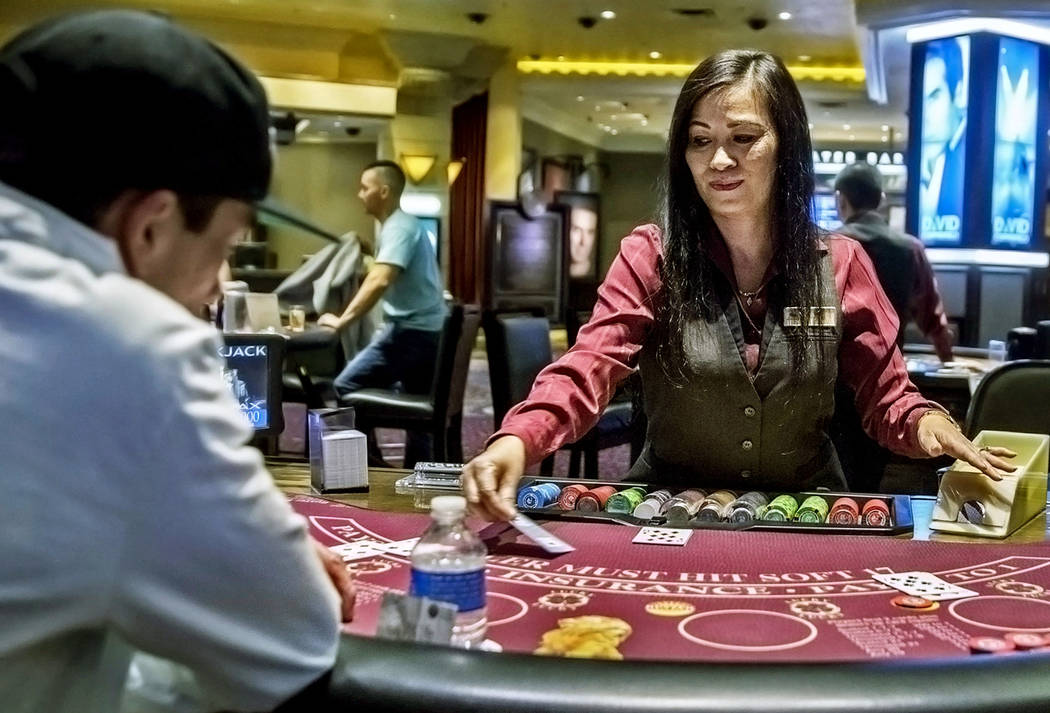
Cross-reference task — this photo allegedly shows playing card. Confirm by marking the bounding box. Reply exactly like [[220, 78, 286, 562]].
[[330, 540, 386, 561], [632, 527, 693, 546], [374, 538, 420, 557], [509, 513, 575, 553], [871, 571, 978, 601]]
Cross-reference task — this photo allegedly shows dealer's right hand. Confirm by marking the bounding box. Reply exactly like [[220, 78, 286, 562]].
[[462, 435, 526, 521]]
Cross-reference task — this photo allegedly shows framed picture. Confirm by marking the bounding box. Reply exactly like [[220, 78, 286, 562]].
[[554, 190, 600, 281]]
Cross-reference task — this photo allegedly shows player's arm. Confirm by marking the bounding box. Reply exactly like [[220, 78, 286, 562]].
[[318, 262, 401, 330], [112, 323, 344, 711]]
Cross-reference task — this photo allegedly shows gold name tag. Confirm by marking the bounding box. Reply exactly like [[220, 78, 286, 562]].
[[783, 306, 836, 328]]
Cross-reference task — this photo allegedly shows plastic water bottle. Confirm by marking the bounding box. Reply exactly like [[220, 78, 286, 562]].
[[409, 495, 488, 647]]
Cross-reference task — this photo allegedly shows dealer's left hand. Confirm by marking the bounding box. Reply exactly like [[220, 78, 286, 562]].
[[916, 410, 1016, 481]]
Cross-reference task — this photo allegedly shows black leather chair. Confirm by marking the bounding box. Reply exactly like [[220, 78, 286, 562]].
[[484, 312, 637, 478], [965, 360, 1050, 438], [339, 304, 480, 467]]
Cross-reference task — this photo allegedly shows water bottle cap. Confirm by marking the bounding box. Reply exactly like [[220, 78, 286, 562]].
[[430, 495, 468, 518]]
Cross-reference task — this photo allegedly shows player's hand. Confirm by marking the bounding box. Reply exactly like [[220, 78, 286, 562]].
[[916, 411, 1016, 481], [313, 540, 356, 622], [317, 313, 342, 330], [462, 435, 526, 521]]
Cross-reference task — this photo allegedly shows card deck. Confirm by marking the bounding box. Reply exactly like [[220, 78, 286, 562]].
[[329, 540, 386, 561], [871, 571, 978, 601], [632, 527, 693, 546]]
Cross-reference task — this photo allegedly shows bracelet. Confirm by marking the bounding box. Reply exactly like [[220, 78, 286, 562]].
[[919, 408, 960, 431]]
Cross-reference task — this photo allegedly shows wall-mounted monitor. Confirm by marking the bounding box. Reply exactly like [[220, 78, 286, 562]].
[[485, 200, 568, 318], [219, 333, 285, 438], [813, 193, 839, 231], [554, 190, 600, 282], [415, 215, 441, 264], [990, 37, 1040, 248]]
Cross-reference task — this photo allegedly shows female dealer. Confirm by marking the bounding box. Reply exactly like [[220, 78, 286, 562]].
[[464, 50, 1012, 520]]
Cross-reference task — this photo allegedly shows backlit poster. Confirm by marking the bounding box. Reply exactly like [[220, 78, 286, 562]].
[[991, 37, 1039, 247], [918, 36, 970, 245]]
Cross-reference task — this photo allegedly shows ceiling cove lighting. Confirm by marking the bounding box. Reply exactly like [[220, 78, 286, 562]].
[[906, 18, 1050, 45], [600, 10, 616, 19], [517, 59, 864, 82], [778, 11, 792, 20]]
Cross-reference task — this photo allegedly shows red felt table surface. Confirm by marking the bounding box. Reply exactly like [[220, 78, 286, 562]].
[[293, 495, 1050, 663]]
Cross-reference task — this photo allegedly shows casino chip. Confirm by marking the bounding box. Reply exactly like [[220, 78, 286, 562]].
[[891, 595, 938, 611], [969, 636, 1015, 654], [1004, 632, 1047, 650]]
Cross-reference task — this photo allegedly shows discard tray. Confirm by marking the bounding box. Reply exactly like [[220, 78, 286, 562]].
[[516, 476, 914, 537]]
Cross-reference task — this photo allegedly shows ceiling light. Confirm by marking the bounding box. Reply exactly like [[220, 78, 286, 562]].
[[798, 55, 811, 61], [881, 124, 889, 132], [600, 10, 616, 19], [611, 129, 618, 135], [388, 13, 396, 20], [778, 11, 792, 20], [881, 136, 889, 142], [576, 95, 585, 101], [641, 118, 649, 126], [849, 134, 855, 140], [649, 50, 662, 59], [808, 123, 813, 129], [842, 123, 851, 130], [557, 55, 566, 61]]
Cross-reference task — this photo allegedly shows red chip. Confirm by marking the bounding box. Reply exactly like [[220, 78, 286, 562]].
[[969, 636, 1015, 654], [892, 595, 933, 609], [1004, 632, 1046, 650]]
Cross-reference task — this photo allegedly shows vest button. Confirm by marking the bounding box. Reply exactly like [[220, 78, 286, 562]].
[[742, 439, 754, 450], [743, 406, 756, 417], [740, 469, 752, 479]]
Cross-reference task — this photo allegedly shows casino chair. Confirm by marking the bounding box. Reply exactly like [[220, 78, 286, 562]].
[[964, 359, 1050, 438], [484, 312, 639, 478], [339, 303, 481, 467]]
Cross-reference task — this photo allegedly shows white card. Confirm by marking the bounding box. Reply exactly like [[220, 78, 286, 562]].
[[509, 513, 575, 553], [871, 571, 978, 601], [375, 538, 420, 557], [330, 540, 385, 561], [632, 527, 693, 546]]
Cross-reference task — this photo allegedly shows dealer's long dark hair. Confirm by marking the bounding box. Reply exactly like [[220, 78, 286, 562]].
[[657, 49, 821, 380]]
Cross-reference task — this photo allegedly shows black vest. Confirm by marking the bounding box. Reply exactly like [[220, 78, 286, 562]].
[[630, 252, 844, 491]]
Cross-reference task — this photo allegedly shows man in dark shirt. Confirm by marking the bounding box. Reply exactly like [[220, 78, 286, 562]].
[[835, 162, 954, 361], [832, 162, 955, 492]]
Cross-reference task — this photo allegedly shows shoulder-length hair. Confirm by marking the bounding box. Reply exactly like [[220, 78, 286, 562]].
[[657, 49, 820, 380]]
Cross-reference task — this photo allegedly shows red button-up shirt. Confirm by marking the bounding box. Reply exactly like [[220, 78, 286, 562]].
[[495, 224, 939, 466]]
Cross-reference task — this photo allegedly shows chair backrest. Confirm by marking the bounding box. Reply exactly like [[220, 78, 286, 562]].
[[965, 360, 1050, 438], [427, 303, 465, 418], [484, 313, 553, 428], [445, 304, 482, 422]]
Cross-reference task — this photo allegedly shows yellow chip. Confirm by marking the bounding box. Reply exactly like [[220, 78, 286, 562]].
[[645, 600, 696, 617]]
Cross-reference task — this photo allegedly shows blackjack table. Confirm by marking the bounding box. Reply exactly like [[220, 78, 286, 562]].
[[268, 462, 1050, 713]]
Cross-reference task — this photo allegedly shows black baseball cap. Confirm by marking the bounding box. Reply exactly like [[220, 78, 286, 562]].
[[0, 10, 272, 213]]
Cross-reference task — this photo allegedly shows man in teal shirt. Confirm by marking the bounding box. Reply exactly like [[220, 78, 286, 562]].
[[319, 161, 446, 465]]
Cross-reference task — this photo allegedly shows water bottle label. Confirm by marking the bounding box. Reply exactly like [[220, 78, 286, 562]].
[[410, 569, 486, 612]]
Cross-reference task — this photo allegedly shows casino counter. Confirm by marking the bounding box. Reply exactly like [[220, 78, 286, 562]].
[[269, 461, 1050, 713]]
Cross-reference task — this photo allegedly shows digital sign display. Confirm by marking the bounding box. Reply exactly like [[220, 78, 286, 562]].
[[813, 194, 839, 232], [219, 342, 270, 429], [918, 36, 970, 246], [991, 37, 1039, 247]]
